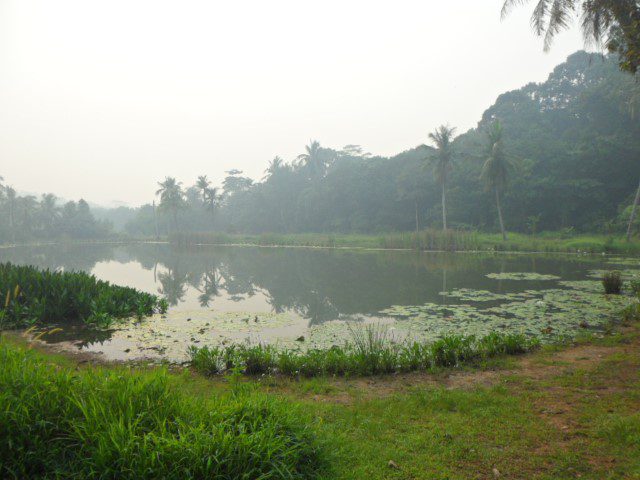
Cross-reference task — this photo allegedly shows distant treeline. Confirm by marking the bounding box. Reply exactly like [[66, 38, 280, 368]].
[[0, 188, 110, 243], [2, 51, 639, 244]]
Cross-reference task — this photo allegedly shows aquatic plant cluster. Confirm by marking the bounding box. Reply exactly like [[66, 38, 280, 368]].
[[0, 263, 167, 328], [188, 330, 539, 377], [0, 341, 327, 479]]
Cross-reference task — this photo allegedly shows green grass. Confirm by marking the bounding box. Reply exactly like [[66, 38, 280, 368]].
[[0, 262, 167, 328], [188, 329, 539, 378], [169, 230, 640, 254], [0, 340, 328, 479]]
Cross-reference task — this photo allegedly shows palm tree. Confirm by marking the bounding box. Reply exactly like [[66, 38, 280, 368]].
[[428, 125, 456, 231], [196, 175, 210, 203], [5, 187, 17, 243], [39, 193, 59, 231], [155, 177, 184, 232], [264, 156, 284, 180], [204, 186, 221, 227], [296, 140, 331, 179], [481, 121, 513, 241], [502, 1, 640, 239]]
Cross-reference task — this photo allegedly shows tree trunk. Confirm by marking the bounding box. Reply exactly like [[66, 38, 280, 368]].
[[441, 182, 447, 231], [626, 178, 640, 241], [496, 187, 507, 241], [414, 199, 419, 235], [153, 201, 159, 240], [9, 202, 15, 243]]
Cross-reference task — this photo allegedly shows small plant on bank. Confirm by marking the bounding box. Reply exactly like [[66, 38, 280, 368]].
[[602, 271, 623, 294]]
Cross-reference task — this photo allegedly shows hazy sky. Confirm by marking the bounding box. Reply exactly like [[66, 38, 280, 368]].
[[0, 0, 587, 207]]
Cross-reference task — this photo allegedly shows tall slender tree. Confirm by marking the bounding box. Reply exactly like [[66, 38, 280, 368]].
[[5, 187, 17, 243], [156, 177, 185, 232], [481, 121, 513, 241], [428, 125, 456, 231], [296, 141, 332, 179], [196, 175, 211, 203]]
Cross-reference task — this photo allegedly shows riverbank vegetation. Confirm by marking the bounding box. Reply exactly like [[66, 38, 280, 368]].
[[0, 263, 167, 329], [188, 330, 539, 378], [168, 230, 640, 255]]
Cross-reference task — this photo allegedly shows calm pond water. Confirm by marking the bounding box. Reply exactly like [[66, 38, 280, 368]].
[[1, 243, 636, 362]]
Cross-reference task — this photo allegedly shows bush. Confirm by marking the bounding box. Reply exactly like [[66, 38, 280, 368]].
[[603, 271, 624, 294], [189, 329, 539, 378], [0, 263, 167, 328], [0, 341, 327, 479]]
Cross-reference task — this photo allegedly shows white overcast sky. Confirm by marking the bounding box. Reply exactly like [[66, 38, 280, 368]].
[[0, 0, 587, 206]]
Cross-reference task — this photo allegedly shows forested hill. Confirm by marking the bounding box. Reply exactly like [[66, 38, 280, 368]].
[[132, 50, 637, 237]]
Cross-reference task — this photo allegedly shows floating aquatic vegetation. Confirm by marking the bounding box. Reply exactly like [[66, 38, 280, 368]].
[[606, 257, 640, 267], [485, 272, 561, 281], [371, 281, 631, 345], [587, 269, 640, 281], [81, 310, 303, 362], [439, 288, 535, 302]]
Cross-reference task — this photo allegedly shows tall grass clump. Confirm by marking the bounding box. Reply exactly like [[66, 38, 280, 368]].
[[189, 328, 539, 378], [603, 271, 624, 294], [0, 262, 167, 329], [0, 341, 327, 479]]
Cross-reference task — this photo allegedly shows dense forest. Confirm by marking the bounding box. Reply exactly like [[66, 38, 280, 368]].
[[1, 51, 639, 243], [125, 51, 640, 237]]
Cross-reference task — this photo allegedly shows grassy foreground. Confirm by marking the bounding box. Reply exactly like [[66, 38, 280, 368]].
[[4, 319, 640, 479], [0, 339, 327, 479], [169, 230, 640, 255]]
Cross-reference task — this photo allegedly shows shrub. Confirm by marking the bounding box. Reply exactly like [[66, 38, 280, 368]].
[[0, 341, 327, 479], [0, 263, 167, 328], [602, 271, 624, 294]]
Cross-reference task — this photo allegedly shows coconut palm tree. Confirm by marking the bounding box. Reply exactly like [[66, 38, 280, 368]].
[[155, 177, 184, 232], [5, 187, 17, 243], [204, 186, 221, 228], [428, 125, 456, 231], [196, 175, 210, 203], [296, 141, 331, 179], [39, 193, 60, 235], [481, 121, 513, 241], [264, 156, 284, 180]]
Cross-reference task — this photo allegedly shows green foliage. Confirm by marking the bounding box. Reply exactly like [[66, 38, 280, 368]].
[[603, 270, 624, 294], [0, 341, 327, 479], [0, 263, 167, 328], [188, 329, 539, 378], [629, 278, 640, 295]]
